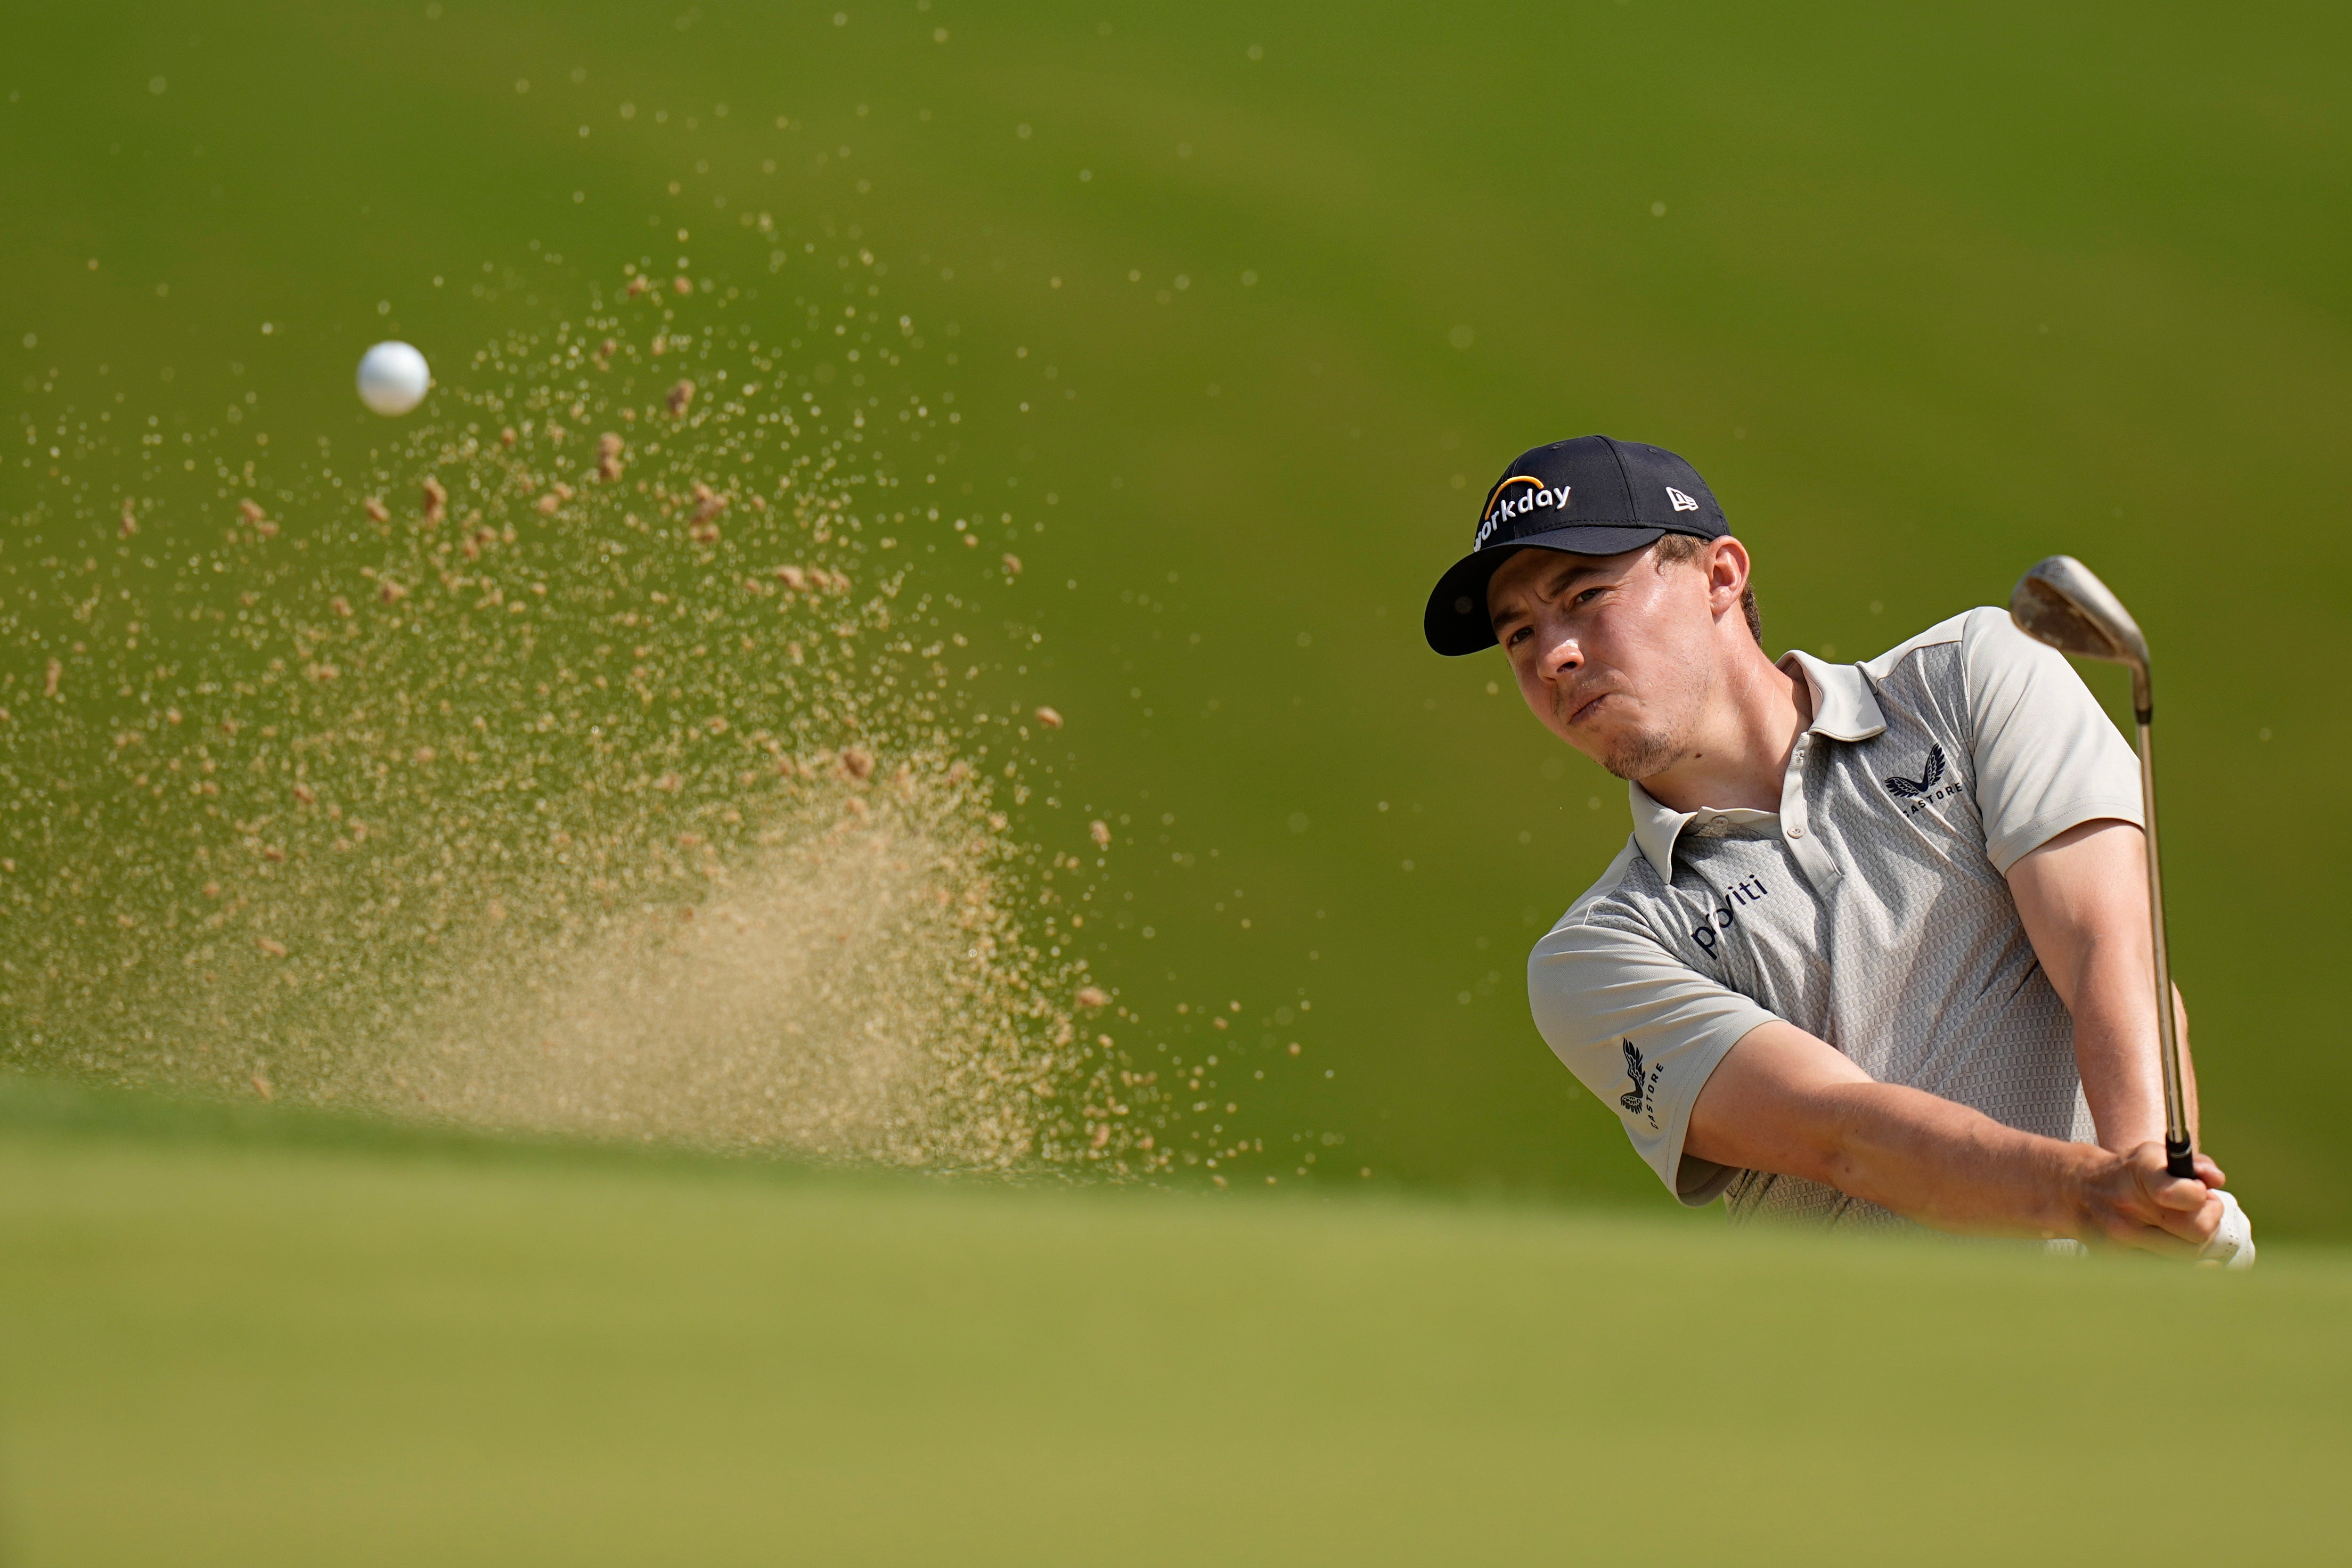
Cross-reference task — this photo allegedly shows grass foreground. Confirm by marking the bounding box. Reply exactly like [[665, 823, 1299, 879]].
[[1, 1073, 2346, 1566]]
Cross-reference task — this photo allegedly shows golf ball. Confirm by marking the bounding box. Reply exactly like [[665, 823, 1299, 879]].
[[356, 340, 431, 416]]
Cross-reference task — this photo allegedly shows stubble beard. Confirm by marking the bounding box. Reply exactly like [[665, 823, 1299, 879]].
[[1598, 722, 1684, 782], [1554, 691, 1686, 781], [1578, 658, 1710, 782]]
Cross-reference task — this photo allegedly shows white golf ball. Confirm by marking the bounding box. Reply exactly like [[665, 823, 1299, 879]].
[[356, 340, 431, 416]]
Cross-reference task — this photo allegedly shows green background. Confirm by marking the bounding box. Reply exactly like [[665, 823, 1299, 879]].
[[6, 4, 2351, 1560], [12, 0, 2346, 1226]]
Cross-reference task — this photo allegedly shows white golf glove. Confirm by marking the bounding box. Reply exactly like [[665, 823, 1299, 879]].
[[2198, 1189, 2256, 1270]]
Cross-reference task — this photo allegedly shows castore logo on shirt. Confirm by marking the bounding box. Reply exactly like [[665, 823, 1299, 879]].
[[1882, 742, 1965, 816], [1617, 1040, 1663, 1131]]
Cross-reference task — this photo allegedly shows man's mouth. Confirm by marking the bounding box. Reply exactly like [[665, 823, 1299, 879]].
[[1567, 691, 1616, 727]]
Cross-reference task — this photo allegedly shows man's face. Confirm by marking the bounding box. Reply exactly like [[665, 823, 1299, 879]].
[[1484, 543, 1729, 781]]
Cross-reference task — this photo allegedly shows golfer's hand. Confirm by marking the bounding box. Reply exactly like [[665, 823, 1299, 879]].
[[2074, 1143, 2227, 1257]]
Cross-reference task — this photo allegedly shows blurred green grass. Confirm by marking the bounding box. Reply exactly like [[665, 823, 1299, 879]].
[[3, 1073, 2348, 1566]]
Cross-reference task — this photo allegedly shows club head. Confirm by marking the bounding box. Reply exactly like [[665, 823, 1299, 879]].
[[2010, 556, 2152, 714]]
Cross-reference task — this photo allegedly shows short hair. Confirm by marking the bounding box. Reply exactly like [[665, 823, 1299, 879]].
[[1652, 532, 1762, 645]]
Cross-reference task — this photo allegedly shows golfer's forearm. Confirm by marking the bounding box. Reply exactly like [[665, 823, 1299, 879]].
[[2056, 946, 2169, 1151], [1688, 1024, 2100, 1237], [1812, 1082, 2093, 1237], [2058, 957, 2201, 1150], [2007, 820, 2201, 1150]]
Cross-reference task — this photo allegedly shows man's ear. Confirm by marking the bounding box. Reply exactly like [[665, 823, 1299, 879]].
[[1706, 537, 1752, 619]]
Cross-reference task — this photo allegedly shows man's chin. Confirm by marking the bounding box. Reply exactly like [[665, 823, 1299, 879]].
[[1598, 729, 1679, 782], [1548, 699, 1678, 781]]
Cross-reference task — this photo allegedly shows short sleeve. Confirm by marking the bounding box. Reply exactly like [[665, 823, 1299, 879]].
[[1959, 606, 2145, 873], [1529, 859, 1782, 1205]]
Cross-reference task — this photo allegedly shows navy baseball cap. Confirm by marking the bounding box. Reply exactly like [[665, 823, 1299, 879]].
[[1423, 435, 1728, 655]]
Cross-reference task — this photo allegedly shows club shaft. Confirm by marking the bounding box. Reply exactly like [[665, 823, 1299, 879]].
[[2136, 713, 2195, 1178]]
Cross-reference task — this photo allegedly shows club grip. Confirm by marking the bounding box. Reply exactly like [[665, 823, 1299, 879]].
[[2166, 1138, 2196, 1180]]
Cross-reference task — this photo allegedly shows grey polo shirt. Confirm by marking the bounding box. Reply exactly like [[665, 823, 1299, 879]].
[[1528, 607, 2145, 1228]]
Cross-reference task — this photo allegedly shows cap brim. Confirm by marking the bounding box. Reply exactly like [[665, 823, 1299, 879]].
[[1422, 525, 1668, 655]]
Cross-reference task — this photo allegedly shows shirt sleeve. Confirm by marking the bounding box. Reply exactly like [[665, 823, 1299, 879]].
[[1959, 606, 2145, 873], [1529, 856, 1782, 1206]]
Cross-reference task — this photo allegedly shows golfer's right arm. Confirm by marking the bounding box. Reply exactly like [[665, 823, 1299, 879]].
[[1685, 1021, 2226, 1254]]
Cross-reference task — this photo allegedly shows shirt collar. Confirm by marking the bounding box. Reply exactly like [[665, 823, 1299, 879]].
[[1627, 781, 1694, 880], [1780, 650, 1887, 742], [1624, 652, 1887, 879]]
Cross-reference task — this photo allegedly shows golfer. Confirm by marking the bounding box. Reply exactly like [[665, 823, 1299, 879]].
[[1425, 436, 2251, 1257]]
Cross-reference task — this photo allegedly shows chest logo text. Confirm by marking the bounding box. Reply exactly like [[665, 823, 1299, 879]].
[[1689, 875, 1769, 957]]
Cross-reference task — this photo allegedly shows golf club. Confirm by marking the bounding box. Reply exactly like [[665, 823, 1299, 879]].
[[2008, 556, 2194, 1179]]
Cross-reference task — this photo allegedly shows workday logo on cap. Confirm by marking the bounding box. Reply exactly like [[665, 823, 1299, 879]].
[[1475, 476, 1573, 549]]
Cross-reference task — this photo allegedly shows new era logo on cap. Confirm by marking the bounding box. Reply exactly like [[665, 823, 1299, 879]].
[[1423, 435, 1730, 656]]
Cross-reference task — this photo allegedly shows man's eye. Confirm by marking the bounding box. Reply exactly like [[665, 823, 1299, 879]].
[[1506, 625, 1532, 647], [1575, 587, 1606, 607]]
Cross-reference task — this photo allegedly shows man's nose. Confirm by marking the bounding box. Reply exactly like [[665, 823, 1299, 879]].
[[1544, 637, 1581, 679]]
